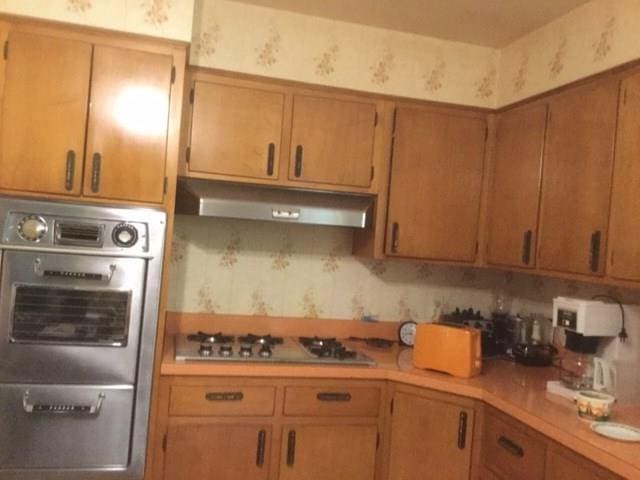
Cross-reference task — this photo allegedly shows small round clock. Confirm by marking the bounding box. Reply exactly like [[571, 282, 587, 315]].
[[398, 321, 417, 347]]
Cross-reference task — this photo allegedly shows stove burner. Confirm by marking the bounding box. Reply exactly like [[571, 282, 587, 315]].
[[300, 337, 358, 360], [238, 334, 284, 346], [188, 331, 234, 344], [299, 336, 338, 348]]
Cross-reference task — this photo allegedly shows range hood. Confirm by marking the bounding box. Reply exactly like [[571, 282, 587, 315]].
[[175, 178, 373, 228]]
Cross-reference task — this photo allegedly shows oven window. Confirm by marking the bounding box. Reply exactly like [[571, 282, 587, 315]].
[[11, 285, 131, 346]]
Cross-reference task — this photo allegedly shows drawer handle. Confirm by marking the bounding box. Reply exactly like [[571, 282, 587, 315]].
[[316, 392, 352, 402], [267, 143, 275, 176], [286, 430, 296, 466], [91, 152, 101, 193], [498, 435, 524, 458], [391, 222, 400, 253], [589, 230, 602, 272], [64, 150, 75, 191], [457, 411, 467, 450], [256, 429, 266, 467], [521, 230, 533, 265], [205, 392, 244, 402], [294, 145, 303, 177], [22, 390, 105, 416]]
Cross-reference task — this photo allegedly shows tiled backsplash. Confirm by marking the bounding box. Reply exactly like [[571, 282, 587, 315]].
[[168, 215, 636, 321]]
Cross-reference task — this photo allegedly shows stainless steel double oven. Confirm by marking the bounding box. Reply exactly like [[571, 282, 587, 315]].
[[0, 196, 166, 480]]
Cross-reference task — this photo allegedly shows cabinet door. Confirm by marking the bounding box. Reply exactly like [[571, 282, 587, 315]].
[[546, 445, 621, 480], [386, 108, 487, 261], [164, 423, 271, 480], [0, 31, 91, 196], [607, 72, 640, 281], [487, 103, 547, 268], [387, 392, 473, 480], [189, 81, 284, 180], [537, 80, 618, 276], [279, 424, 377, 480], [289, 95, 376, 188], [84, 45, 172, 203]]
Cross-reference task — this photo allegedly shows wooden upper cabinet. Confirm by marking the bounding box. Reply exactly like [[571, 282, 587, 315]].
[[607, 72, 640, 281], [84, 45, 172, 203], [537, 79, 619, 276], [188, 81, 285, 180], [386, 107, 487, 261], [279, 424, 377, 480], [0, 31, 91, 196], [487, 103, 548, 268], [387, 391, 474, 480], [289, 95, 377, 188]]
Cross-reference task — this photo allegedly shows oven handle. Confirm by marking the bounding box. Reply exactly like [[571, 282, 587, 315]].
[[22, 391, 106, 415], [33, 258, 116, 282]]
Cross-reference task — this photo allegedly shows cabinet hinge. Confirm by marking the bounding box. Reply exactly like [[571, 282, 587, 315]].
[[374, 111, 378, 127], [189, 87, 195, 104], [376, 432, 380, 450], [390, 398, 394, 415], [162, 433, 167, 452], [3, 41, 7, 61], [391, 108, 398, 135], [171, 66, 176, 84], [185, 146, 191, 164], [370, 165, 375, 181], [163, 177, 168, 194]]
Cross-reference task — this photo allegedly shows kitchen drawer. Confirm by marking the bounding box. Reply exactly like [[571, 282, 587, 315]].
[[169, 385, 276, 416], [483, 410, 546, 480], [283, 385, 380, 417]]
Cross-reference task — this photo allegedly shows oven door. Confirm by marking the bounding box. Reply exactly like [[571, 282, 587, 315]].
[[0, 384, 133, 470], [0, 250, 146, 384]]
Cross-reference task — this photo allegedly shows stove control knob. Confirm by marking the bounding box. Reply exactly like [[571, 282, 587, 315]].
[[219, 345, 233, 357], [199, 343, 213, 357], [17, 215, 48, 242], [258, 345, 272, 358], [239, 345, 253, 358], [112, 223, 138, 248]]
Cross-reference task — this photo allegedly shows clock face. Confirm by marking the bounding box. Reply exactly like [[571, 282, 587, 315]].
[[398, 321, 417, 346]]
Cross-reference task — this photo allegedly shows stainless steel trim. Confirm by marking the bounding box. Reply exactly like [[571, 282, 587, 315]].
[[33, 257, 116, 282]]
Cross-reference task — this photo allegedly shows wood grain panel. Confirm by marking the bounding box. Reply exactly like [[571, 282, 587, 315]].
[[537, 79, 619, 276], [0, 31, 90, 195], [386, 107, 487, 261], [546, 444, 622, 480], [387, 392, 473, 480], [289, 95, 376, 187], [487, 103, 547, 268], [84, 45, 172, 203], [283, 385, 380, 417], [189, 81, 285, 180], [169, 385, 275, 416], [279, 424, 377, 480], [164, 423, 271, 480], [608, 72, 640, 281]]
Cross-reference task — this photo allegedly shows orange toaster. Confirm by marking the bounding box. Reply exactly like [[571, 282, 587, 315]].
[[412, 322, 482, 378]]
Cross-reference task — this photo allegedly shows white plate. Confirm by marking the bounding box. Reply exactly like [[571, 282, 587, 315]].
[[590, 422, 640, 442]]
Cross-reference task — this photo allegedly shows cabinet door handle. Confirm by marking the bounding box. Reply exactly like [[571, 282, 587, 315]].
[[589, 230, 602, 272], [521, 230, 533, 265], [294, 145, 303, 177], [204, 391, 244, 402], [267, 143, 275, 176], [316, 392, 352, 402], [497, 435, 524, 458], [286, 430, 296, 466], [391, 222, 400, 253], [64, 150, 75, 191], [256, 429, 266, 467], [457, 411, 468, 450], [91, 153, 101, 193]]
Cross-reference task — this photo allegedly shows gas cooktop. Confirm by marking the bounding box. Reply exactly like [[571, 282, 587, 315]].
[[174, 332, 376, 366]]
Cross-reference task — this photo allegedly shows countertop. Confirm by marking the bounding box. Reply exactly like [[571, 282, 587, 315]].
[[161, 336, 640, 479]]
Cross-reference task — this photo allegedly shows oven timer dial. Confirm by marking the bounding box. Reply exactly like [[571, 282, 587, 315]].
[[17, 215, 48, 242], [112, 223, 138, 248]]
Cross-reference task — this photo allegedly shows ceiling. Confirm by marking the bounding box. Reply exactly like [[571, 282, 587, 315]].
[[227, 0, 591, 47]]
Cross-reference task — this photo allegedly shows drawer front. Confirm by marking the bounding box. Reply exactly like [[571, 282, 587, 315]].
[[169, 386, 276, 416], [283, 386, 380, 417], [483, 413, 546, 480]]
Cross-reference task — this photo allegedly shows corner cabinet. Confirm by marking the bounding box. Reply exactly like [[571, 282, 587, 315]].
[[181, 72, 381, 193], [385, 385, 475, 480], [385, 106, 487, 262], [536, 79, 619, 276], [0, 29, 175, 204]]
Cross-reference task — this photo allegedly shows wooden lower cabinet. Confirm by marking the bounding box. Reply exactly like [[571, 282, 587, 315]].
[[164, 422, 271, 480], [279, 424, 378, 480], [385, 385, 476, 480]]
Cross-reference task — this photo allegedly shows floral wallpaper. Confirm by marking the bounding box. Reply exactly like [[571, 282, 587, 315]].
[[168, 216, 638, 321], [0, 0, 194, 41]]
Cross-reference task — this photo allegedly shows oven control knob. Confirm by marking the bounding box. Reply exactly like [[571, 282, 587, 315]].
[[219, 345, 233, 357], [113, 223, 138, 247], [17, 215, 47, 242], [239, 345, 253, 358], [258, 345, 272, 358]]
